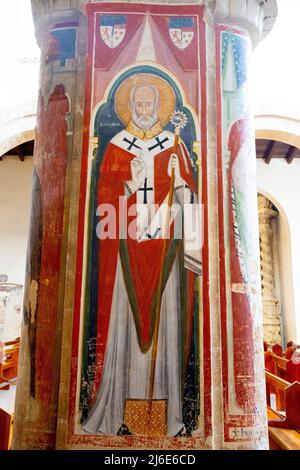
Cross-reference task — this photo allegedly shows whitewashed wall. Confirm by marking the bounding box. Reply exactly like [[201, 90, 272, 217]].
[[257, 158, 300, 345], [0, 156, 33, 284]]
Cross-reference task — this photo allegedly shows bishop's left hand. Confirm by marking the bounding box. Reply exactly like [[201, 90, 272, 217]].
[[168, 153, 182, 184]]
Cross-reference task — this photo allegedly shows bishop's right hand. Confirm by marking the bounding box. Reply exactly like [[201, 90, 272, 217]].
[[129, 155, 146, 191]]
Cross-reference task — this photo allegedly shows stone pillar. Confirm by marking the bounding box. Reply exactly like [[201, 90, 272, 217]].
[[258, 194, 281, 344], [13, 0, 277, 450], [13, 2, 86, 450], [205, 0, 277, 450]]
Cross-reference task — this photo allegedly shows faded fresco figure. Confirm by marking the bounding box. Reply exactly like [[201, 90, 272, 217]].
[[82, 75, 199, 437]]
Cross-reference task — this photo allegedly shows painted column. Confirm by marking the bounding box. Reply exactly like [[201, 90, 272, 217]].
[[258, 194, 281, 345], [13, 3, 85, 449], [13, 0, 277, 450], [205, 0, 277, 450]]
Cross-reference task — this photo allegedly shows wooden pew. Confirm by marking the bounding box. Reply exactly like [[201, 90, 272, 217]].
[[271, 354, 288, 380], [268, 407, 300, 450], [287, 360, 300, 382], [272, 343, 283, 357], [0, 339, 20, 385], [265, 369, 300, 450], [0, 340, 19, 449], [265, 350, 300, 384], [265, 370, 289, 411], [265, 352, 275, 406], [285, 347, 296, 360], [0, 408, 13, 450], [0, 375, 17, 450], [265, 352, 289, 409]]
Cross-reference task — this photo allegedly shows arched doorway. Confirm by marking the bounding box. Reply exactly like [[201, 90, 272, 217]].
[[256, 132, 300, 346], [0, 139, 34, 435]]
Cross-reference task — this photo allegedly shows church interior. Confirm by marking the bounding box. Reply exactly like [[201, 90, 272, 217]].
[[0, 0, 299, 452]]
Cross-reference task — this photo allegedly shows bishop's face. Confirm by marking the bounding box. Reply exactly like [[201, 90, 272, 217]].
[[130, 86, 159, 130]]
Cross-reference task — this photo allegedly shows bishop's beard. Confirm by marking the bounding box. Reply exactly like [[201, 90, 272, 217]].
[[132, 110, 158, 130]]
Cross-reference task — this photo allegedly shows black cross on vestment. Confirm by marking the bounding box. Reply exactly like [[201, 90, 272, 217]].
[[148, 136, 169, 151], [138, 178, 153, 204], [123, 136, 141, 151]]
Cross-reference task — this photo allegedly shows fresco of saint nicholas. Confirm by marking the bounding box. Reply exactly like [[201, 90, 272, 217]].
[[81, 74, 200, 437]]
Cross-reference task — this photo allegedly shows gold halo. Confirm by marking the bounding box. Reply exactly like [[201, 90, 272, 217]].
[[114, 73, 176, 126]]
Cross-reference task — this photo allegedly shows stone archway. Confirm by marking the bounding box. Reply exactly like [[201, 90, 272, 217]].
[[256, 114, 300, 148], [0, 101, 36, 157], [255, 117, 300, 346], [0, 103, 36, 290]]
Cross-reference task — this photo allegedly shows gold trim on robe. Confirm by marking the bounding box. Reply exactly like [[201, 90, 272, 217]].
[[126, 120, 164, 141]]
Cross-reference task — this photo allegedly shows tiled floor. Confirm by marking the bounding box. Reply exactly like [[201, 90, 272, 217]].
[[0, 385, 16, 414]]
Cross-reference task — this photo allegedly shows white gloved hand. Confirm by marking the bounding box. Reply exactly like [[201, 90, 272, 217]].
[[168, 153, 182, 184]]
